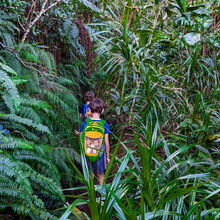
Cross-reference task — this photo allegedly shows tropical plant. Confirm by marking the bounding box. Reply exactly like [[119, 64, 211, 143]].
[[60, 133, 133, 220], [0, 63, 65, 218], [0, 0, 219, 219], [60, 123, 220, 219], [59, 0, 219, 219]]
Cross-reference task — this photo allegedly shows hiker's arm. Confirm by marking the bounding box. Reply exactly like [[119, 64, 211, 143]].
[[74, 130, 82, 136], [77, 121, 86, 136], [105, 134, 110, 163]]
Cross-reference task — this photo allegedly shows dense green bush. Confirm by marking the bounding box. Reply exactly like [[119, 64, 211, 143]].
[[0, 4, 85, 216], [61, 0, 219, 219], [0, 0, 219, 219]]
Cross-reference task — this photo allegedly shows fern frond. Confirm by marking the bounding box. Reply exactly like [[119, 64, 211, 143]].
[[0, 30, 14, 47], [0, 153, 64, 200], [0, 12, 20, 32], [0, 156, 33, 193], [0, 61, 17, 75], [0, 137, 33, 150], [12, 149, 60, 182], [78, 0, 101, 13], [2, 122, 40, 141], [38, 50, 56, 71], [51, 146, 80, 165], [14, 159, 64, 199], [19, 106, 42, 124], [1, 114, 50, 133], [0, 182, 33, 200], [44, 90, 73, 114], [0, 54, 6, 62], [0, 49, 22, 75], [25, 71, 40, 93], [21, 94, 52, 110], [42, 80, 70, 93], [2, 92, 15, 114], [18, 43, 56, 73], [0, 69, 20, 109], [58, 77, 75, 86], [61, 92, 78, 106], [30, 173, 64, 200], [0, 196, 54, 219], [42, 76, 78, 94], [63, 19, 79, 40], [18, 43, 40, 61]]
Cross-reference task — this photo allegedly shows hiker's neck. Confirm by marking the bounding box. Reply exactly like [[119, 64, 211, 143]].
[[86, 101, 90, 105], [91, 113, 101, 119]]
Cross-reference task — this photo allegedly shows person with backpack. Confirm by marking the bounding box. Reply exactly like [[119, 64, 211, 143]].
[[79, 98, 110, 188], [79, 91, 95, 121]]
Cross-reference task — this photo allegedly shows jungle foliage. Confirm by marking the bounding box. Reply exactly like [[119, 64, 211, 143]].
[[0, 0, 219, 219]]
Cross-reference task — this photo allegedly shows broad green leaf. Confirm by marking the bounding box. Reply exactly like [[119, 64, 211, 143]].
[[183, 33, 201, 46], [60, 198, 85, 220], [38, 144, 52, 152], [0, 62, 17, 75]]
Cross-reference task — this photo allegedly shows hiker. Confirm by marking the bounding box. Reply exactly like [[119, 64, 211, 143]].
[[79, 91, 95, 121], [79, 98, 110, 188]]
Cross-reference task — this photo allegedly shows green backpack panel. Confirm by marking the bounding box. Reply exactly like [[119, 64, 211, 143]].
[[81, 118, 105, 162]]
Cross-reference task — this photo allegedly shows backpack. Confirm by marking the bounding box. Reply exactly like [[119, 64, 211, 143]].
[[83, 104, 92, 119], [81, 118, 105, 162]]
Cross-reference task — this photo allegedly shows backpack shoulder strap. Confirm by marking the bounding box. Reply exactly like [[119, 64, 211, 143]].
[[99, 119, 106, 143], [99, 119, 106, 126], [85, 118, 92, 124], [81, 118, 92, 141]]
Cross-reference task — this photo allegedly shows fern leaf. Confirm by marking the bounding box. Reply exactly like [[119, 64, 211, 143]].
[[12, 149, 60, 181], [2, 92, 15, 114], [23, 51, 41, 63], [1, 114, 50, 134], [19, 106, 42, 124], [78, 0, 101, 12], [18, 43, 39, 60], [21, 94, 52, 110], [0, 69, 20, 109], [0, 62, 17, 75], [45, 90, 73, 114], [2, 122, 40, 141], [38, 50, 56, 71], [0, 153, 64, 203], [0, 137, 33, 150], [1, 32, 14, 47]]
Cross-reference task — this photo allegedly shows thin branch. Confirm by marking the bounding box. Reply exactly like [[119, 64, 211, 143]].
[[17, 17, 25, 32], [128, 74, 141, 122], [26, 0, 37, 23], [21, 0, 62, 43], [158, 85, 184, 91], [0, 42, 28, 67], [146, 5, 163, 56], [0, 42, 54, 80]]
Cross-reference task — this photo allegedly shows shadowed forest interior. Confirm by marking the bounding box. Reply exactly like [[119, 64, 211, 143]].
[[0, 0, 219, 219]]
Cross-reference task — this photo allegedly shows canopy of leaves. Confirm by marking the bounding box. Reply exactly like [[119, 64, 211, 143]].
[[0, 0, 219, 219]]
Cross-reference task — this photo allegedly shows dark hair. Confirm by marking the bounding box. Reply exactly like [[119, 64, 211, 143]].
[[85, 91, 95, 101], [89, 98, 104, 113]]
